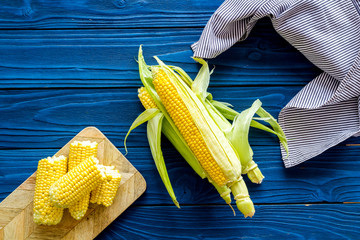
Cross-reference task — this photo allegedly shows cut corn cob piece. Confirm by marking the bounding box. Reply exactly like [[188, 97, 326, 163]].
[[33, 155, 67, 225], [90, 166, 122, 207], [68, 140, 98, 220], [49, 156, 104, 208], [68, 195, 91, 220], [68, 140, 98, 170]]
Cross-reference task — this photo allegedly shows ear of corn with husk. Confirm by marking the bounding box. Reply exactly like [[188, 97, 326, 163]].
[[125, 46, 288, 217]]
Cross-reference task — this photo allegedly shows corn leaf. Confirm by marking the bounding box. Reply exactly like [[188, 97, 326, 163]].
[[147, 112, 180, 208], [210, 100, 239, 121], [139, 49, 174, 129], [225, 100, 262, 171], [138, 46, 162, 105], [139, 48, 207, 179], [211, 99, 288, 154], [255, 107, 289, 156], [250, 120, 286, 142], [163, 111, 232, 205], [213, 100, 233, 108], [162, 119, 206, 179], [138, 49, 205, 203], [253, 117, 271, 121], [138, 46, 152, 87], [192, 58, 210, 101], [210, 99, 277, 135], [204, 99, 232, 130], [204, 98, 264, 183], [206, 92, 213, 101], [124, 108, 160, 154], [154, 56, 242, 181], [170, 65, 193, 87]]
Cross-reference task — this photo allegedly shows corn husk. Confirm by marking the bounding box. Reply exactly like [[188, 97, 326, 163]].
[[125, 46, 288, 217]]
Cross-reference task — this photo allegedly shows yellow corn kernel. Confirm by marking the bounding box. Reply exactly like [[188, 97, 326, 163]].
[[90, 166, 122, 207], [153, 69, 228, 186], [138, 85, 234, 207], [68, 140, 98, 170], [33, 155, 67, 225], [68, 140, 98, 220], [68, 194, 91, 220], [138, 87, 157, 109], [49, 156, 104, 208]]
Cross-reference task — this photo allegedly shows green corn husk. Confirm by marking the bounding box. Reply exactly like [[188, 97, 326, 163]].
[[151, 55, 253, 217], [191, 58, 284, 184], [125, 45, 288, 217], [210, 99, 288, 155]]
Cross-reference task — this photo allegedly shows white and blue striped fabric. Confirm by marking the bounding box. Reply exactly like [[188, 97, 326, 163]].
[[192, 0, 360, 167]]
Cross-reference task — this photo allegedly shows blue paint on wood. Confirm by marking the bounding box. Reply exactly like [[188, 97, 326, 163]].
[[1, 88, 359, 149], [0, 19, 320, 88], [1, 145, 359, 205], [95, 204, 360, 240], [0, 0, 223, 29], [0, 3, 358, 238]]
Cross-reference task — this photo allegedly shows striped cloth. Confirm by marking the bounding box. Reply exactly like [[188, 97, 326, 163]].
[[192, 0, 360, 167]]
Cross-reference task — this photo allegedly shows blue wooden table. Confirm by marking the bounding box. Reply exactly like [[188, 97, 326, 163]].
[[1, 1, 360, 239]]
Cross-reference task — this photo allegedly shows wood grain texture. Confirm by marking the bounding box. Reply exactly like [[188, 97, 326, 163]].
[[94, 204, 360, 240], [0, 1, 359, 238], [0, 127, 146, 240], [0, 20, 320, 89], [0, 0, 224, 29], [1, 87, 358, 149], [0, 145, 359, 206], [0, 87, 291, 149]]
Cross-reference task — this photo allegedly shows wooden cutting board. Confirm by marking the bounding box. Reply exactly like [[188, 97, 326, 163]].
[[0, 127, 146, 240]]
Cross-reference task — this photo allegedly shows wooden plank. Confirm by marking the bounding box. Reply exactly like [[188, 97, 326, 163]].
[[94, 204, 360, 240], [0, 127, 146, 240], [1, 145, 359, 206], [1, 87, 358, 149], [0, 0, 223, 29], [0, 22, 319, 88]]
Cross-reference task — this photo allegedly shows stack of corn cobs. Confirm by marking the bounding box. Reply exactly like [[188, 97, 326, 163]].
[[126, 46, 288, 218], [33, 141, 122, 225]]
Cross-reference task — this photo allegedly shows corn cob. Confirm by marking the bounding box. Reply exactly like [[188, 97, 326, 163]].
[[126, 47, 255, 216], [68, 140, 98, 220], [33, 155, 67, 225], [204, 99, 265, 184], [128, 46, 289, 217], [138, 86, 232, 205], [49, 156, 104, 208], [151, 64, 254, 217], [138, 87, 157, 109], [90, 166, 122, 207], [68, 140, 98, 170], [153, 69, 230, 186]]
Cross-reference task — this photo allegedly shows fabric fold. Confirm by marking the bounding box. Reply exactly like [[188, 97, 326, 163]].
[[192, 0, 360, 167], [192, 0, 268, 59]]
